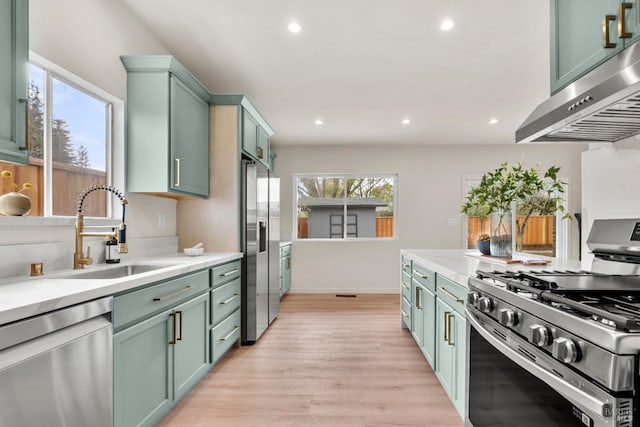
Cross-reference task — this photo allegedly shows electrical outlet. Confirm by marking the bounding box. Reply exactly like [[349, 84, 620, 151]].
[[158, 212, 167, 228]]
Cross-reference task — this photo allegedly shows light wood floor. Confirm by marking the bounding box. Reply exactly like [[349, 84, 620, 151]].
[[158, 294, 464, 427]]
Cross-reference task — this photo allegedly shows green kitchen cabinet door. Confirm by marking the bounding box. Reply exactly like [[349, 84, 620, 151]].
[[0, 0, 29, 165], [170, 76, 209, 197], [242, 109, 258, 160], [421, 285, 436, 369], [113, 309, 174, 427], [435, 298, 456, 400], [279, 256, 285, 296], [173, 292, 210, 401], [623, 1, 640, 46], [283, 254, 291, 294], [257, 126, 270, 168], [550, 0, 623, 94], [411, 280, 424, 347]]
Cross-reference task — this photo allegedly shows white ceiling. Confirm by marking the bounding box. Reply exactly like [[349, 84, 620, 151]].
[[120, 0, 549, 146]]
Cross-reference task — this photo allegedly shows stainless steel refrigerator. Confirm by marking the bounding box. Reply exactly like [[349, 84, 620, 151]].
[[241, 158, 279, 344]]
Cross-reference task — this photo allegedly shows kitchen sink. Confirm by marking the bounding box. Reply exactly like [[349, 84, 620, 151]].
[[64, 264, 174, 280]]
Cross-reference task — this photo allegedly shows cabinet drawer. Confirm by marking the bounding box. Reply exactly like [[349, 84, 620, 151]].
[[436, 275, 466, 315], [113, 270, 209, 330], [280, 244, 291, 257], [401, 273, 411, 301], [401, 256, 412, 275], [211, 309, 241, 363], [211, 278, 241, 325], [401, 296, 411, 327], [211, 260, 241, 288], [412, 263, 435, 292]]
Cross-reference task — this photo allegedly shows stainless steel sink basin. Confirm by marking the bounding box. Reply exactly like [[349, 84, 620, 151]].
[[65, 264, 173, 280]]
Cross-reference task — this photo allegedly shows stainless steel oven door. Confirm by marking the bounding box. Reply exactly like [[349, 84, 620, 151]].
[[465, 308, 634, 427]]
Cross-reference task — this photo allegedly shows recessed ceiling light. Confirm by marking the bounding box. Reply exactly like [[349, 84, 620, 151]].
[[314, 119, 323, 125], [440, 19, 454, 31], [489, 118, 499, 125], [402, 118, 411, 125], [288, 22, 301, 33]]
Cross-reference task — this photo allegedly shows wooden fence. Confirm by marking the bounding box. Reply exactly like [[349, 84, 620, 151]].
[[0, 159, 106, 217], [467, 215, 555, 249], [297, 217, 394, 238]]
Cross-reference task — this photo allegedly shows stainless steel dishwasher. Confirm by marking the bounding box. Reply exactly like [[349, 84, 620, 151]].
[[0, 296, 113, 427]]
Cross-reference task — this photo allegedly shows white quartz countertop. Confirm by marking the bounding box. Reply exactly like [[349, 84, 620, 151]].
[[401, 249, 583, 288], [0, 252, 243, 325], [280, 241, 292, 247]]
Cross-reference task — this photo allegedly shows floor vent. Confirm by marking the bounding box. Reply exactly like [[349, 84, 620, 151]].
[[336, 294, 357, 298]]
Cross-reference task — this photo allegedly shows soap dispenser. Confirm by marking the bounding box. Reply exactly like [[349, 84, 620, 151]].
[[105, 234, 120, 264]]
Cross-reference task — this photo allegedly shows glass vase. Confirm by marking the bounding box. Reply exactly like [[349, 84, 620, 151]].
[[490, 210, 512, 258]]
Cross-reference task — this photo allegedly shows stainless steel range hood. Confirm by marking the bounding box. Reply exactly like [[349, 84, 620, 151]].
[[516, 42, 640, 144]]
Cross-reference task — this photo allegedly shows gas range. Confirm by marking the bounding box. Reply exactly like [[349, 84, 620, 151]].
[[465, 219, 640, 427]]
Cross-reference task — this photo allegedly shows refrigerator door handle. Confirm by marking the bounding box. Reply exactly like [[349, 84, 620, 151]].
[[259, 221, 267, 253]]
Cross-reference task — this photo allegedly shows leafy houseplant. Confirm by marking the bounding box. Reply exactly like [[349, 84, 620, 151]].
[[460, 162, 570, 258]]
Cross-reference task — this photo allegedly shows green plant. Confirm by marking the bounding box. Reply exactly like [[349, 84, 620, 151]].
[[461, 162, 571, 253], [478, 233, 490, 241]]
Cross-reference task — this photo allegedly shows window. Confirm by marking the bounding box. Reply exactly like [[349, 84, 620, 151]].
[[0, 59, 112, 217], [296, 174, 396, 240], [462, 177, 569, 258]]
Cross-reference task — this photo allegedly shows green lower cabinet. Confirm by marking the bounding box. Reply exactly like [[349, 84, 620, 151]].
[[114, 292, 210, 427], [173, 293, 210, 401], [211, 309, 241, 363], [279, 245, 292, 297], [435, 297, 466, 417], [421, 285, 436, 369], [113, 308, 173, 427], [411, 279, 424, 347]]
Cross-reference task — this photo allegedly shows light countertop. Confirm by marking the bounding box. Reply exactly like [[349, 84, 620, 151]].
[[0, 252, 242, 325], [401, 249, 583, 288], [280, 241, 292, 247]]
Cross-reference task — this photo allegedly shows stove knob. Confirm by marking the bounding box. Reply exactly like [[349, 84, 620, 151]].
[[498, 308, 519, 327], [478, 297, 494, 313], [467, 292, 480, 307], [552, 337, 581, 363], [528, 324, 552, 347]]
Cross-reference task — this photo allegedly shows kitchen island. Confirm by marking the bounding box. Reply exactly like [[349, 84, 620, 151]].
[[399, 249, 582, 419]]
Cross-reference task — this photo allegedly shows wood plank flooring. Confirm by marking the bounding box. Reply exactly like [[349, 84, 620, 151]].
[[158, 294, 464, 427]]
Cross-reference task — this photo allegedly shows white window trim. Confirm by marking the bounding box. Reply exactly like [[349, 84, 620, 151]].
[[293, 173, 398, 242], [0, 53, 124, 226]]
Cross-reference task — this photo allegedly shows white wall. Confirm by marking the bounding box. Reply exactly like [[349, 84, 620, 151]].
[[273, 143, 585, 293], [581, 139, 640, 265]]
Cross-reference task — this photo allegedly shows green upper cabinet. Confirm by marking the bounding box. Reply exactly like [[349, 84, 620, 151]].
[[0, 0, 29, 165], [121, 55, 210, 198], [550, 0, 640, 94], [211, 94, 275, 169]]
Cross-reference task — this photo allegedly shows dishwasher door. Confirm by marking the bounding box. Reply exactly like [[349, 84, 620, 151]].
[[0, 297, 113, 427]]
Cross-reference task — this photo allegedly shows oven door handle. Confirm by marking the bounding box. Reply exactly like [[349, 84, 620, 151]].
[[466, 310, 610, 418]]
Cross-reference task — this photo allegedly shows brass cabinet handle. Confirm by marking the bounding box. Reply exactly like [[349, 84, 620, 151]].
[[603, 15, 617, 48], [401, 310, 409, 317], [443, 311, 450, 342], [401, 282, 409, 290], [415, 286, 422, 309], [446, 312, 455, 346], [412, 269, 429, 279], [438, 287, 464, 304], [220, 294, 239, 305], [286, 257, 290, 269], [176, 310, 183, 341], [256, 146, 264, 159], [402, 262, 410, 268], [619, 2, 633, 38], [220, 326, 239, 341], [174, 158, 181, 187], [18, 98, 31, 151], [220, 269, 239, 277], [153, 286, 192, 302], [169, 313, 177, 345]]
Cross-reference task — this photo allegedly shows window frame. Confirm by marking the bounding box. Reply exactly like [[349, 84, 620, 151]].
[[294, 173, 398, 242], [0, 53, 123, 226]]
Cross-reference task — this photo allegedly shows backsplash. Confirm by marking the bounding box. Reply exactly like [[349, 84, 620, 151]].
[[0, 236, 178, 280]]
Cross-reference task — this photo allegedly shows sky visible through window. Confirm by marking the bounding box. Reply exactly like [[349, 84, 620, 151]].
[[30, 63, 107, 171]]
